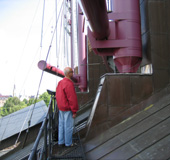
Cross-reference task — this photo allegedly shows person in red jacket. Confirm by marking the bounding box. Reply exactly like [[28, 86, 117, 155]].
[[56, 67, 79, 147]]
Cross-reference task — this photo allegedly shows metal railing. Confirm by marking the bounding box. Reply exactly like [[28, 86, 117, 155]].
[[28, 90, 86, 160], [28, 90, 57, 160]]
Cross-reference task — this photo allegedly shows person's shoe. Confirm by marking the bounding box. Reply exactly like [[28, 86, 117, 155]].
[[66, 143, 77, 147], [58, 144, 65, 147]]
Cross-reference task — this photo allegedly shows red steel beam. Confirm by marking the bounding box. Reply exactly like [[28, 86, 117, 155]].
[[78, 5, 87, 92], [38, 60, 64, 78], [86, 0, 142, 73], [79, 0, 110, 40], [38, 60, 78, 83]]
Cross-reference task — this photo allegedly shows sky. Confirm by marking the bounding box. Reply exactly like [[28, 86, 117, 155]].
[[0, 0, 61, 97]]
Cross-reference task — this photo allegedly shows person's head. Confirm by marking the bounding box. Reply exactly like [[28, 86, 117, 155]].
[[64, 67, 73, 79]]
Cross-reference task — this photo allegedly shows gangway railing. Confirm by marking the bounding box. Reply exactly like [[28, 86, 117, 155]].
[[28, 90, 56, 160], [28, 90, 86, 160], [84, 76, 105, 139]]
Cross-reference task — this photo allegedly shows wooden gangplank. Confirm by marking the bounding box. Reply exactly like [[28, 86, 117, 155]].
[[84, 94, 170, 159]]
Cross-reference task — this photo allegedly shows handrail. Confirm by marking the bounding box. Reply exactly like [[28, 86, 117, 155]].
[[28, 89, 86, 160], [85, 76, 105, 139], [28, 93, 55, 160]]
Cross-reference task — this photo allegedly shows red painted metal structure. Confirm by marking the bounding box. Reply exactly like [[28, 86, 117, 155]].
[[38, 0, 142, 92], [79, 0, 110, 40], [38, 60, 65, 78], [38, 60, 78, 83], [78, 5, 87, 92], [79, 0, 142, 73], [38, 1, 88, 92]]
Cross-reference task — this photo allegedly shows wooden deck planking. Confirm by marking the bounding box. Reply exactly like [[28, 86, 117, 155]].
[[84, 111, 150, 153], [99, 117, 170, 160], [130, 134, 170, 160], [84, 98, 170, 154], [84, 102, 170, 160]]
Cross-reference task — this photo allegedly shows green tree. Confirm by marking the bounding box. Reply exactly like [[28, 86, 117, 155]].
[[12, 97, 20, 105], [27, 98, 35, 106], [26, 92, 50, 106], [23, 98, 28, 105], [0, 92, 51, 117], [0, 97, 27, 117], [39, 92, 51, 106]]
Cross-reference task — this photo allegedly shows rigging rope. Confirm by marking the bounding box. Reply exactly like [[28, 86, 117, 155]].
[[18, 1, 56, 96], [63, 0, 66, 66], [14, 0, 42, 82], [21, 1, 64, 148], [28, 0, 64, 127], [56, 6, 64, 68], [18, 47, 41, 96], [14, 104, 32, 146], [40, 0, 46, 48], [65, 0, 70, 66]]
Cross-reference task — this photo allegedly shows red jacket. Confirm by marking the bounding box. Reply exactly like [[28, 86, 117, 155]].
[[56, 77, 78, 114]]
